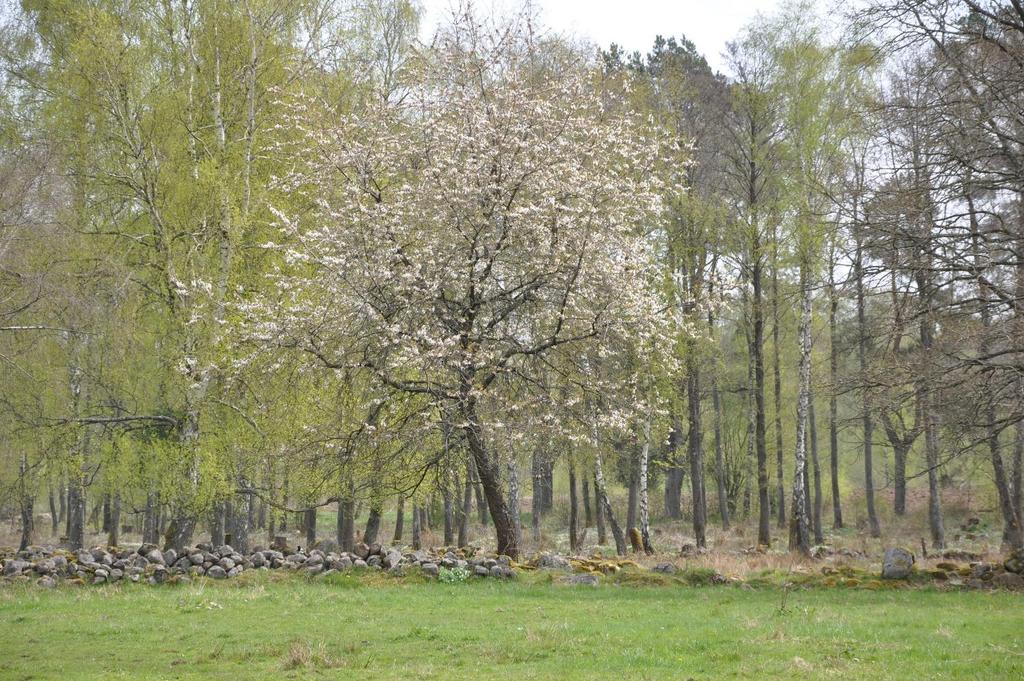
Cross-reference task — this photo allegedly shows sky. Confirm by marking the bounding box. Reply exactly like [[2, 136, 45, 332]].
[[419, 0, 787, 73]]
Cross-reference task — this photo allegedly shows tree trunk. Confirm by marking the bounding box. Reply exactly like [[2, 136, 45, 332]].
[[594, 474, 606, 544], [210, 501, 225, 547], [461, 394, 518, 558], [57, 479, 66, 528], [18, 453, 33, 551], [443, 488, 455, 546], [67, 476, 85, 550], [970, 194, 1022, 549], [568, 461, 582, 553], [712, 365, 730, 530], [392, 496, 404, 543], [364, 505, 382, 546], [302, 507, 316, 549], [772, 235, 786, 530], [531, 452, 542, 543], [922, 389, 945, 549], [107, 494, 121, 547], [788, 268, 812, 556], [1015, 423, 1023, 538], [506, 458, 522, 552], [828, 250, 844, 529], [753, 245, 772, 547], [893, 442, 908, 517], [459, 459, 472, 547], [48, 487, 59, 537], [809, 393, 823, 546], [102, 494, 111, 534], [664, 420, 684, 519], [142, 491, 158, 545], [856, 237, 881, 538], [638, 412, 654, 554], [412, 504, 422, 550], [336, 500, 345, 549], [594, 452, 627, 555], [582, 476, 592, 527], [687, 364, 707, 549]]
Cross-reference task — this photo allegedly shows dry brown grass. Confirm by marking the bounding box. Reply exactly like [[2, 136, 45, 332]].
[[281, 638, 344, 671]]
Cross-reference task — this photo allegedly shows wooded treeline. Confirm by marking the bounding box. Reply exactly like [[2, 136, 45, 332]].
[[1, 0, 1023, 559]]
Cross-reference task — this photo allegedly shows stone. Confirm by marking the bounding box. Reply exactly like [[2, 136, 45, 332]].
[[91, 549, 113, 566], [490, 565, 514, 579], [536, 553, 572, 570], [3, 560, 30, 576], [353, 559, 368, 569], [881, 547, 915, 580], [970, 563, 994, 581], [336, 557, 353, 570], [354, 542, 371, 560], [367, 555, 382, 568], [137, 543, 158, 557], [162, 549, 178, 567], [218, 557, 235, 571], [1004, 548, 1024, 575], [227, 566, 243, 578], [250, 552, 266, 568], [206, 566, 227, 580], [144, 549, 165, 566], [473, 566, 489, 577], [215, 545, 235, 559], [37, 575, 56, 588], [992, 571, 1024, 590], [189, 552, 205, 566], [368, 543, 382, 557], [562, 574, 599, 586], [173, 557, 192, 571], [384, 550, 403, 569], [653, 563, 677, 574], [421, 563, 439, 577], [150, 567, 168, 584]]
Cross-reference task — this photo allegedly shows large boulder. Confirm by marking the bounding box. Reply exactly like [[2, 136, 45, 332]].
[[881, 547, 915, 579]]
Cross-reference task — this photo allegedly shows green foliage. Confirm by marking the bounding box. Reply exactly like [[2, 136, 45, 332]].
[[438, 566, 470, 584]]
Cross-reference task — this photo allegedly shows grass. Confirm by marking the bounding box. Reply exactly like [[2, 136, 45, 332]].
[[1, 573, 1021, 680]]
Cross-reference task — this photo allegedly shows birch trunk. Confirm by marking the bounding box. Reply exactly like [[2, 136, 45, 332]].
[[638, 412, 654, 554], [789, 267, 812, 555]]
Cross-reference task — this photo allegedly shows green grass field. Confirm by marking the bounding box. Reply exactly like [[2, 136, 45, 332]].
[[1, 574, 1021, 680]]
